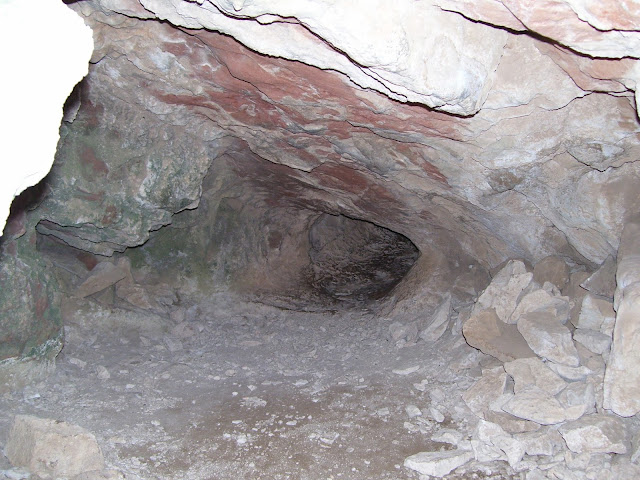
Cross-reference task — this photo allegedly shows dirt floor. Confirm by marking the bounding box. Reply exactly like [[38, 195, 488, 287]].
[[0, 290, 515, 479]]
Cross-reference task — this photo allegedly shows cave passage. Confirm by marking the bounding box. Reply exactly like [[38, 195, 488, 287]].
[[308, 213, 420, 303]]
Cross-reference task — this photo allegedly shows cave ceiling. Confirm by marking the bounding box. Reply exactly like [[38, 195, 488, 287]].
[[38, 0, 640, 269]]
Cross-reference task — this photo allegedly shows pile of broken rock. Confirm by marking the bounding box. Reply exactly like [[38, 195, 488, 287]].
[[405, 225, 640, 478]]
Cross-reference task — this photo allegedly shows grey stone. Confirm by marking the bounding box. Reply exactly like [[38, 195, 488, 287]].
[[403, 449, 473, 477], [504, 357, 567, 396], [533, 255, 570, 291], [604, 283, 640, 416], [559, 414, 630, 454], [557, 381, 596, 417], [573, 294, 615, 331], [515, 428, 564, 457], [75, 262, 127, 298], [501, 385, 583, 425], [420, 293, 451, 342], [484, 410, 541, 434], [546, 362, 593, 382], [475, 420, 526, 468], [473, 260, 533, 323], [5, 415, 104, 479], [573, 328, 611, 355], [604, 218, 640, 417], [462, 366, 508, 418], [581, 255, 616, 300], [517, 311, 580, 366], [509, 288, 570, 325], [463, 309, 536, 363]]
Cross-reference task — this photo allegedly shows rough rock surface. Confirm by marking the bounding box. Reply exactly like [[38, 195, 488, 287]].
[[403, 450, 473, 477], [517, 311, 580, 366], [559, 414, 630, 454], [604, 218, 640, 417], [463, 309, 536, 362], [5, 414, 105, 478]]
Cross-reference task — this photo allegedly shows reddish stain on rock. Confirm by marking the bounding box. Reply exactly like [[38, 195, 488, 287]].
[[80, 146, 109, 179], [33, 281, 48, 321], [101, 205, 119, 226]]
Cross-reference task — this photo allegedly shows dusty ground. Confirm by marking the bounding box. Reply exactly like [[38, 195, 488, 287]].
[[0, 289, 516, 479]]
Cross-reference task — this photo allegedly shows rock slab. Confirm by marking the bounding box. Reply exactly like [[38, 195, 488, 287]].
[[463, 308, 536, 362], [404, 450, 473, 477], [559, 414, 629, 454], [5, 415, 105, 478]]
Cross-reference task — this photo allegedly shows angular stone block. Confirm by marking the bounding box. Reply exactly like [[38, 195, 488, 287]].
[[559, 414, 629, 454], [504, 357, 567, 396], [533, 255, 569, 291], [463, 309, 536, 362], [517, 311, 580, 366], [5, 415, 104, 478], [404, 449, 473, 477]]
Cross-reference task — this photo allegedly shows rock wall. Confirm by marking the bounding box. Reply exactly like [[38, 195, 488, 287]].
[[58, 0, 640, 269], [2, 0, 640, 397]]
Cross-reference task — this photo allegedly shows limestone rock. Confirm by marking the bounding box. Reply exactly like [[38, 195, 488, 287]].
[[547, 363, 593, 382], [604, 281, 640, 416], [515, 428, 564, 457], [403, 449, 473, 477], [484, 411, 541, 434], [557, 382, 596, 417], [517, 311, 580, 366], [567, 271, 592, 326], [75, 262, 127, 298], [504, 357, 567, 396], [573, 294, 615, 332], [462, 366, 508, 418], [509, 288, 570, 325], [573, 329, 612, 355], [533, 255, 569, 291], [473, 260, 533, 322], [475, 420, 525, 468], [420, 293, 451, 342], [581, 255, 616, 300], [5, 415, 104, 479], [501, 385, 583, 425], [604, 218, 640, 417], [559, 414, 630, 454], [463, 309, 536, 362]]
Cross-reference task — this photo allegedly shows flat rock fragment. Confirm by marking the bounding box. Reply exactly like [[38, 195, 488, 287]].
[[404, 450, 473, 477]]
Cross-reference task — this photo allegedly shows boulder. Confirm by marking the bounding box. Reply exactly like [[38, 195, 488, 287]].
[[404, 449, 473, 477], [75, 261, 127, 298], [463, 309, 536, 362], [559, 414, 630, 454], [573, 294, 615, 332], [509, 288, 569, 325], [473, 260, 533, 323], [573, 329, 612, 355], [557, 381, 596, 416], [501, 385, 584, 425], [462, 366, 508, 418], [5, 415, 105, 479], [504, 357, 567, 396], [604, 218, 640, 417], [517, 311, 580, 366], [580, 255, 616, 300], [533, 255, 569, 291]]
